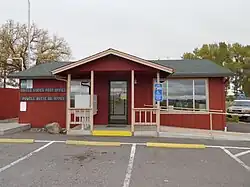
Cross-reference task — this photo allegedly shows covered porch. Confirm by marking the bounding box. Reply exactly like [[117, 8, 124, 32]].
[[51, 49, 174, 136]]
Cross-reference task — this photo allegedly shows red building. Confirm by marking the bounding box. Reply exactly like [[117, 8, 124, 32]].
[[9, 48, 232, 134]]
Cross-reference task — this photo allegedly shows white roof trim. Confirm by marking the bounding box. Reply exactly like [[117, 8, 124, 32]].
[[52, 48, 174, 74]]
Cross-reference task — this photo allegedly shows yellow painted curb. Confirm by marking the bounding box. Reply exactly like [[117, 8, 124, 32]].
[[0, 139, 34, 143], [92, 130, 132, 137], [66, 140, 121, 146], [146, 142, 206, 149]]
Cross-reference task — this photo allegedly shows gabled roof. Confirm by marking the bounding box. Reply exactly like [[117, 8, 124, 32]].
[[51, 48, 174, 74]]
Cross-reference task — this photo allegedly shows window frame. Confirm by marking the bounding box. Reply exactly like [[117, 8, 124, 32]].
[[20, 79, 33, 89], [70, 79, 91, 108], [152, 78, 209, 114]]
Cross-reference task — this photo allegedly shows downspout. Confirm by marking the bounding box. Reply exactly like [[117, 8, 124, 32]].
[[224, 76, 230, 132]]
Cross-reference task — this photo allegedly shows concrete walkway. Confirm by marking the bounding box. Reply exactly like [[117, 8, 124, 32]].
[[160, 126, 250, 141], [0, 121, 250, 141]]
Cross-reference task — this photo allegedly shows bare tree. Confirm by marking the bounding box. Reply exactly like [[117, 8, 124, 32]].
[[0, 20, 72, 87]]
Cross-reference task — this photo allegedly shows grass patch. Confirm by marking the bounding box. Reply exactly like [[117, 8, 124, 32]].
[[226, 115, 239, 123]]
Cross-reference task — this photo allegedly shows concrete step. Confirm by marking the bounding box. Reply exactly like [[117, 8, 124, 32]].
[[0, 123, 31, 135], [0, 118, 18, 123], [92, 130, 132, 136]]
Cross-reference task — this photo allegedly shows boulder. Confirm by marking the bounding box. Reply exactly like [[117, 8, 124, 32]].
[[44, 122, 62, 134]]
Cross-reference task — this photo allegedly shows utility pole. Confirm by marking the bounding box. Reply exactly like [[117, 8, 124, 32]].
[[27, 0, 31, 69]]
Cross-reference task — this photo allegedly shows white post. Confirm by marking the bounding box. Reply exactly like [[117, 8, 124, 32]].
[[131, 70, 135, 133], [209, 112, 213, 131], [66, 74, 71, 132], [156, 72, 160, 134], [209, 112, 214, 138], [90, 70, 94, 131]]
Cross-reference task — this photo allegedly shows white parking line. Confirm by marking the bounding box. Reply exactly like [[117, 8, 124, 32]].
[[123, 144, 136, 187], [0, 141, 54, 173], [206, 145, 250, 150], [221, 147, 250, 172], [235, 150, 250, 158]]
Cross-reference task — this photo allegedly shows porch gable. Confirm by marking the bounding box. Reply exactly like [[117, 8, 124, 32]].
[[51, 48, 174, 75]]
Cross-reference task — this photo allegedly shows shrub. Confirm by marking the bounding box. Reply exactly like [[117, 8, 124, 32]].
[[226, 115, 239, 123]]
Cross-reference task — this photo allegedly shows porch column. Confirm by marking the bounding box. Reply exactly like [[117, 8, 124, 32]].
[[131, 70, 135, 133], [90, 70, 94, 131], [156, 72, 160, 134], [66, 74, 71, 132]]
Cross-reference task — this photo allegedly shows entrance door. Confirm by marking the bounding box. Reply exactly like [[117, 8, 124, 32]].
[[108, 81, 128, 124]]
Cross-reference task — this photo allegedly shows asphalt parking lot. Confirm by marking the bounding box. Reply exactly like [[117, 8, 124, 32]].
[[0, 142, 249, 187], [227, 122, 250, 133]]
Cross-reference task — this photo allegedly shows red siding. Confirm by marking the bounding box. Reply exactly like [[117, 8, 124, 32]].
[[62, 55, 158, 76], [80, 55, 157, 72], [19, 80, 66, 128], [94, 73, 109, 124], [134, 72, 154, 108], [208, 77, 226, 130], [0, 88, 19, 120], [160, 114, 211, 129]]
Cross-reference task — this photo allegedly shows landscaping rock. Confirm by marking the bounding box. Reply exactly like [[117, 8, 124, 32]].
[[44, 122, 62, 134], [60, 128, 67, 134]]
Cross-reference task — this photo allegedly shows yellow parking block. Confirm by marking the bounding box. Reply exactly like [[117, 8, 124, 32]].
[[0, 139, 34, 143], [92, 130, 132, 137], [146, 142, 206, 149], [66, 140, 121, 146]]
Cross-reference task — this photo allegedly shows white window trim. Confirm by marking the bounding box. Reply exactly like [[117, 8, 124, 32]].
[[20, 79, 33, 89], [152, 78, 210, 114]]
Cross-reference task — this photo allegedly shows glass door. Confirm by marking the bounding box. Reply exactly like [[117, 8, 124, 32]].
[[108, 81, 128, 124]]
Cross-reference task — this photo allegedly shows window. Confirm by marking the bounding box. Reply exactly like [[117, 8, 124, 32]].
[[168, 79, 193, 109], [70, 80, 90, 108], [153, 79, 208, 111], [20, 80, 33, 89], [194, 79, 207, 110]]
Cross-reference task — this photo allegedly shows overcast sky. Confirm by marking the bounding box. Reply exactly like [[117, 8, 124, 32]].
[[0, 0, 249, 60]]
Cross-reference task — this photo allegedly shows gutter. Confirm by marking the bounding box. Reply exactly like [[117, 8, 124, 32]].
[[7, 75, 67, 81], [54, 75, 67, 82]]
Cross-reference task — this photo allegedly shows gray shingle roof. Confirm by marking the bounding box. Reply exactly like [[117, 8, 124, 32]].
[[8, 59, 233, 79], [151, 59, 233, 77], [8, 62, 71, 79]]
